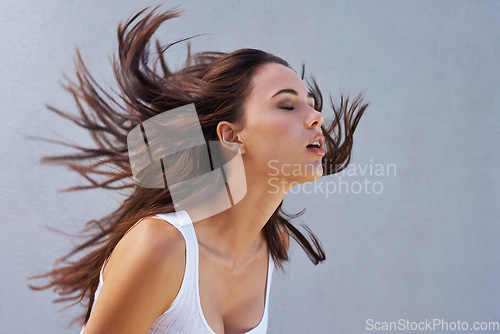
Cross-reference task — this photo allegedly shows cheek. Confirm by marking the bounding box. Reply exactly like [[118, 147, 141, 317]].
[[241, 115, 322, 183], [245, 116, 296, 161]]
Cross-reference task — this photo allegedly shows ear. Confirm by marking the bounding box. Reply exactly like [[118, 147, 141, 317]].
[[216, 121, 245, 154]]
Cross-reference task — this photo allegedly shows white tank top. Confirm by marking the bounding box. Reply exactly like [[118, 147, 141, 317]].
[[81, 210, 273, 334]]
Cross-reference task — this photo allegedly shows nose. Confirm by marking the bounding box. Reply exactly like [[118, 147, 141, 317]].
[[305, 107, 324, 129]]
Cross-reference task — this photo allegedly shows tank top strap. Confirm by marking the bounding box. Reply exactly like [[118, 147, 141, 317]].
[[153, 210, 199, 300], [153, 210, 197, 251]]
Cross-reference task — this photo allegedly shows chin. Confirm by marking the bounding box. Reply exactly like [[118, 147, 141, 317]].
[[294, 165, 324, 184], [304, 170, 323, 183]]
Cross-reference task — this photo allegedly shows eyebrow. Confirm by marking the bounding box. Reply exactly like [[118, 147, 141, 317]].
[[272, 89, 314, 99]]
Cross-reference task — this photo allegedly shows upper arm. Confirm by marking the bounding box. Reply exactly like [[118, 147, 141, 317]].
[[82, 218, 185, 334]]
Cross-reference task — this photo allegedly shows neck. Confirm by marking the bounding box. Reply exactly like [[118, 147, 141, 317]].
[[188, 171, 287, 267]]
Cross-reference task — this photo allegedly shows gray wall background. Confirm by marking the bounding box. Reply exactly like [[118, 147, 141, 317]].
[[1, 0, 499, 333]]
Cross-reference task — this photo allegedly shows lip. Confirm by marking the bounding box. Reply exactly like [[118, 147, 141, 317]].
[[307, 133, 325, 149], [306, 146, 326, 156], [306, 134, 326, 157]]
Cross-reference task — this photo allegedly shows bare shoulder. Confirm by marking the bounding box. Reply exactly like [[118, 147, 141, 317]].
[[103, 217, 186, 279], [277, 222, 290, 252], [83, 217, 186, 334], [115, 217, 184, 262]]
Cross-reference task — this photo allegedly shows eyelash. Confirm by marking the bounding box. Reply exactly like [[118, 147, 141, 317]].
[[279, 105, 316, 111]]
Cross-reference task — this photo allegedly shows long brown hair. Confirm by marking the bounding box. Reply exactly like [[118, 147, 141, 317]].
[[29, 7, 368, 326]]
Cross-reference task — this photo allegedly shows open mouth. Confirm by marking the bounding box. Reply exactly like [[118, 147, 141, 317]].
[[306, 139, 325, 157], [306, 140, 321, 149], [306, 133, 325, 157]]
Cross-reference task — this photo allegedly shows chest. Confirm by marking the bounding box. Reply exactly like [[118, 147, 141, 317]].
[[198, 247, 271, 334]]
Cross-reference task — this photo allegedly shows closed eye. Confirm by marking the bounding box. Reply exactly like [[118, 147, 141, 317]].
[[280, 106, 294, 110]]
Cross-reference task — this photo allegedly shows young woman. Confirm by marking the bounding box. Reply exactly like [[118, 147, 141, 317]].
[[31, 7, 368, 334]]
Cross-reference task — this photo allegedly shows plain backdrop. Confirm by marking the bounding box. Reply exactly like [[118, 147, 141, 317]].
[[1, 0, 499, 333]]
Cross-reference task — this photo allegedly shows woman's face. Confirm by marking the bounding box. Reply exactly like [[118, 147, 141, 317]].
[[237, 62, 325, 192]]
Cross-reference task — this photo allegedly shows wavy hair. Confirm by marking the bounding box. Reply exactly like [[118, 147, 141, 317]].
[[29, 7, 368, 325]]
